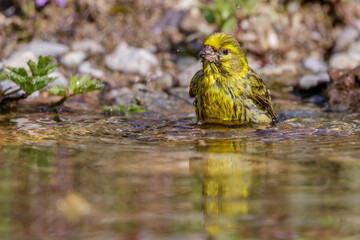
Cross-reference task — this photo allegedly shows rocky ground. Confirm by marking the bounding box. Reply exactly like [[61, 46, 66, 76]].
[[1, 0, 360, 114]]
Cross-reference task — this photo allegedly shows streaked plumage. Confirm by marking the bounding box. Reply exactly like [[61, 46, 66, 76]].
[[189, 33, 277, 125]]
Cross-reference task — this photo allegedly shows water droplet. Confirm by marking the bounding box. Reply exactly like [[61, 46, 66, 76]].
[[76, 81, 80, 85], [236, 4, 241, 8], [176, 49, 180, 53]]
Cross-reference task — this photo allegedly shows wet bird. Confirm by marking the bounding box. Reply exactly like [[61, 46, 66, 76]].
[[189, 33, 277, 125]]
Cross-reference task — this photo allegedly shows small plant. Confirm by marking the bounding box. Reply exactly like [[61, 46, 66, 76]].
[[6, 56, 57, 96], [1, 56, 104, 111], [200, 0, 259, 32], [103, 104, 146, 116], [48, 73, 104, 108]]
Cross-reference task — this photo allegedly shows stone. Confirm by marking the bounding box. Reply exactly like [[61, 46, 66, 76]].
[[302, 57, 328, 73], [152, 72, 173, 90], [177, 60, 202, 87], [105, 42, 159, 76], [0, 79, 25, 97], [78, 61, 105, 79], [329, 52, 360, 69], [180, 8, 215, 35], [5, 50, 37, 70], [47, 71, 68, 88], [348, 40, 360, 62], [334, 22, 360, 52], [260, 63, 298, 76], [72, 39, 105, 54], [298, 72, 330, 90], [22, 40, 69, 57], [61, 51, 87, 67]]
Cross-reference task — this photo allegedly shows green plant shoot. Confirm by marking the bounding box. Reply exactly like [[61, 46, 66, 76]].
[[5, 56, 57, 96], [48, 73, 104, 107]]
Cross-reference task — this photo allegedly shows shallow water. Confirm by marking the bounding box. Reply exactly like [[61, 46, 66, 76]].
[[1, 100, 360, 240]]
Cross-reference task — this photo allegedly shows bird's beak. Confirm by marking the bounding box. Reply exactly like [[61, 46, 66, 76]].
[[199, 46, 217, 63]]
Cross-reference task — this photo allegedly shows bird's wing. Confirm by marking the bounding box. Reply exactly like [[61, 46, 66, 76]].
[[189, 70, 203, 97], [247, 70, 277, 122]]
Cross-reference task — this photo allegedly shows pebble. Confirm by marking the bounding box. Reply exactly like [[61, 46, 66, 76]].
[[105, 42, 159, 76], [72, 39, 105, 54], [22, 40, 69, 57], [298, 72, 330, 90], [260, 63, 298, 76], [0, 79, 25, 97], [78, 61, 105, 79], [348, 40, 360, 62], [302, 57, 328, 73], [5, 50, 37, 70], [47, 71, 68, 88], [61, 51, 87, 67], [334, 23, 360, 52], [177, 60, 202, 87], [329, 52, 360, 69], [152, 72, 173, 90]]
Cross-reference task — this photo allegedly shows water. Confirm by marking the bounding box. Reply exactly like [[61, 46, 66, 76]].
[[1, 100, 360, 240]]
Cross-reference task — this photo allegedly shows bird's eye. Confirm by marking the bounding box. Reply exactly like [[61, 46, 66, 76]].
[[222, 49, 229, 55]]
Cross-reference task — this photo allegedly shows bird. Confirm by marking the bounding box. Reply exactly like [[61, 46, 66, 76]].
[[189, 32, 277, 125]]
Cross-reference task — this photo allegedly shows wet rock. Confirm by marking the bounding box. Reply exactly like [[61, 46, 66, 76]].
[[327, 66, 360, 112], [71, 39, 105, 54], [334, 23, 360, 52], [298, 72, 330, 90], [105, 42, 159, 76], [61, 51, 87, 67], [329, 52, 359, 69], [78, 61, 105, 79], [22, 40, 69, 57], [302, 57, 328, 73], [5, 50, 37, 70]]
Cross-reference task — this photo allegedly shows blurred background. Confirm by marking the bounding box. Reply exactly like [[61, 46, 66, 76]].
[[1, 0, 360, 111]]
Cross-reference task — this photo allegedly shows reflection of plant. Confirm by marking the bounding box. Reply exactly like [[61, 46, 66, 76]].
[[200, 0, 259, 32], [103, 104, 146, 116], [48, 73, 104, 108]]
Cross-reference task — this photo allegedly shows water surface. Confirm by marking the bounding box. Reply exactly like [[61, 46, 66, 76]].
[[1, 101, 360, 240]]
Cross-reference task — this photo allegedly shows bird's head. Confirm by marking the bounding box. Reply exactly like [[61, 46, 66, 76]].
[[199, 33, 248, 76]]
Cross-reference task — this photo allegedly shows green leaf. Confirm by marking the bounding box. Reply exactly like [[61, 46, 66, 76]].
[[27, 60, 38, 76], [221, 17, 238, 32], [3, 56, 58, 96], [69, 75, 78, 93], [48, 85, 67, 96], [126, 104, 146, 115], [69, 74, 104, 95], [0, 71, 7, 81], [7, 67, 28, 78], [242, 0, 259, 16]]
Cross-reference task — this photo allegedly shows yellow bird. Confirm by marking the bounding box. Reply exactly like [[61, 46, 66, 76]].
[[190, 33, 277, 125]]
